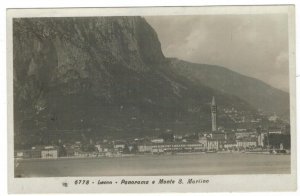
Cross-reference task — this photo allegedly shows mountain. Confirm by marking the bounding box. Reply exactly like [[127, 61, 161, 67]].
[[168, 58, 290, 120], [13, 16, 288, 148]]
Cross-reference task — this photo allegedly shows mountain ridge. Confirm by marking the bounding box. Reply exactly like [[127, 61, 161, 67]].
[[167, 58, 289, 120]]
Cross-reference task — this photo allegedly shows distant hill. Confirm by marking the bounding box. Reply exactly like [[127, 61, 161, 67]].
[[13, 17, 289, 148], [168, 58, 290, 120]]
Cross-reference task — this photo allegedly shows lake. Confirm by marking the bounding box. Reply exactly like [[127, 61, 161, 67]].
[[15, 153, 291, 177]]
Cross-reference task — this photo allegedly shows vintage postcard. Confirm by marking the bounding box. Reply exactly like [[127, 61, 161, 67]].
[[7, 5, 296, 193]]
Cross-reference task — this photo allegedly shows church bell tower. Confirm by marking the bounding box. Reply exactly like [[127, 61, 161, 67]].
[[211, 96, 217, 132]]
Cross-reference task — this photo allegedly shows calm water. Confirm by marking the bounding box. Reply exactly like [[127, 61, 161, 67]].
[[15, 153, 291, 177]]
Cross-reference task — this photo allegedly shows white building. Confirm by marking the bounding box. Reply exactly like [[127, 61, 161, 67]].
[[15, 151, 24, 158], [151, 138, 164, 143], [198, 136, 218, 150], [138, 144, 153, 153], [236, 140, 257, 148], [257, 133, 265, 147], [138, 142, 206, 153], [198, 137, 208, 147], [41, 149, 58, 159], [207, 140, 218, 150], [268, 130, 283, 134], [95, 144, 102, 152], [224, 143, 237, 149], [114, 143, 125, 150]]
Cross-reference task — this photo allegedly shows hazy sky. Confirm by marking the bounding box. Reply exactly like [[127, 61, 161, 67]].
[[145, 15, 289, 92]]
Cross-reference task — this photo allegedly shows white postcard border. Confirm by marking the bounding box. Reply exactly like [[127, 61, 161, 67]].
[[7, 6, 297, 193]]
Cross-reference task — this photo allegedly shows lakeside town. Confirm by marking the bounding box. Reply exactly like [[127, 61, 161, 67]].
[[14, 97, 291, 160]]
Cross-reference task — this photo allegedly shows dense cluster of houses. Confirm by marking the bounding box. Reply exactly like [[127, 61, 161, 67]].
[[14, 127, 290, 159], [137, 131, 259, 154]]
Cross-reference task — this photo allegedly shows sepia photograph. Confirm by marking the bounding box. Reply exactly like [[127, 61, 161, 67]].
[[7, 5, 296, 193]]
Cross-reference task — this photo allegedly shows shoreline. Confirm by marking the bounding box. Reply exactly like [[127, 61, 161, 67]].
[[15, 151, 290, 162]]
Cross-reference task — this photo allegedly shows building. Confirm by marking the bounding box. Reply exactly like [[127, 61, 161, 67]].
[[137, 142, 206, 154], [14, 146, 45, 159], [224, 142, 237, 149], [18, 149, 41, 159], [15, 151, 24, 159], [40, 146, 58, 159], [211, 132, 226, 149], [211, 96, 217, 132], [29, 147, 43, 158], [65, 147, 75, 157], [211, 132, 226, 140], [199, 132, 230, 149], [151, 138, 164, 143], [74, 150, 85, 157], [257, 133, 265, 147], [268, 130, 283, 134], [95, 144, 102, 152], [101, 143, 113, 152], [198, 136, 208, 147], [15, 146, 61, 159], [137, 143, 153, 153], [235, 131, 256, 139], [41, 149, 58, 159], [207, 139, 218, 150], [225, 132, 236, 141], [236, 139, 257, 148], [198, 136, 218, 150], [114, 141, 126, 151], [174, 135, 183, 140]]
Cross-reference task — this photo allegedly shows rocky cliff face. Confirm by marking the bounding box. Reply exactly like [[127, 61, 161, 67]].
[[13, 17, 194, 144], [13, 16, 287, 148], [13, 17, 165, 100]]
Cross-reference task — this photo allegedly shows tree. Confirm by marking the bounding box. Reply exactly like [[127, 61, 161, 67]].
[[123, 144, 130, 154], [159, 130, 174, 142]]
